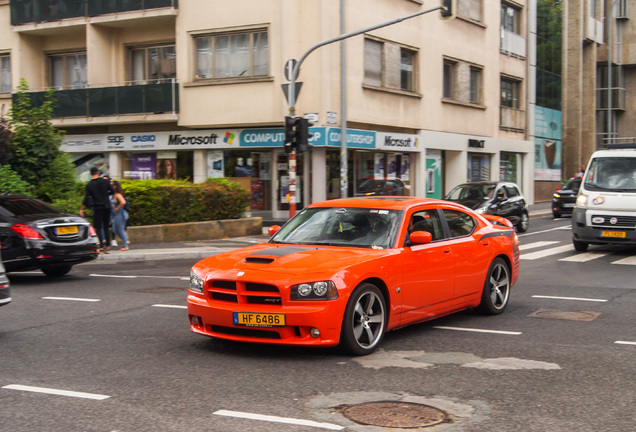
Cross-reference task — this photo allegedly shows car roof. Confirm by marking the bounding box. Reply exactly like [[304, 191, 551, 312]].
[[307, 196, 468, 212]]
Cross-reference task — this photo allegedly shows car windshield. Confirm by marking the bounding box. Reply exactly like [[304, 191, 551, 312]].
[[270, 207, 401, 249], [562, 178, 581, 191], [584, 157, 636, 192], [446, 184, 497, 201], [0, 197, 62, 217]]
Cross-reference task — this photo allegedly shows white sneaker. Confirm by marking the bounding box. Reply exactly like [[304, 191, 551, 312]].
[[111, 240, 118, 247]]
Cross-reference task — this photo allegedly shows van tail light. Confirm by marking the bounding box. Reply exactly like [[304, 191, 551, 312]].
[[89, 226, 97, 237], [11, 224, 45, 240]]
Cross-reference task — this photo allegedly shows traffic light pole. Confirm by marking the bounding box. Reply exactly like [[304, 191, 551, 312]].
[[285, 4, 444, 218]]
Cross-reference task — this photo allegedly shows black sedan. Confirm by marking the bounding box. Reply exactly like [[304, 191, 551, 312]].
[[0, 248, 10, 307], [444, 181, 529, 232], [0, 194, 100, 277], [552, 177, 581, 218]]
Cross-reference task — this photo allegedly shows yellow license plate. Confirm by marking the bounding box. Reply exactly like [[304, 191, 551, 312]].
[[601, 231, 626, 238], [233, 312, 285, 327], [56, 226, 79, 234]]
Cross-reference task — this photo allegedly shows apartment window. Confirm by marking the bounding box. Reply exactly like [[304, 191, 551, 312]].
[[1, 55, 10, 93], [443, 59, 457, 98], [131, 44, 176, 84], [443, 57, 482, 105], [469, 67, 482, 104], [458, 0, 483, 22], [501, 3, 521, 34], [195, 30, 268, 80], [501, 77, 521, 108], [49, 52, 87, 89], [364, 38, 417, 92]]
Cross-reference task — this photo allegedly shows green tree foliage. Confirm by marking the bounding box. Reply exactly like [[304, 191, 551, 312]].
[[7, 79, 77, 201], [0, 164, 34, 194], [0, 106, 12, 165]]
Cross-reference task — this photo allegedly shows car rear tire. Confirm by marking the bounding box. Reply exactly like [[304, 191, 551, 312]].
[[41, 265, 73, 277], [516, 211, 529, 233], [572, 239, 589, 252], [340, 283, 386, 356], [477, 258, 510, 315]]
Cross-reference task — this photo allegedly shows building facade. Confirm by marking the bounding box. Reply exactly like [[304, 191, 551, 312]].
[[0, 0, 534, 220], [564, 0, 635, 180]]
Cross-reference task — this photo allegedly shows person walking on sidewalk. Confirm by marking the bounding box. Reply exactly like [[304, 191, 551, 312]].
[[80, 167, 114, 252], [110, 180, 129, 251]]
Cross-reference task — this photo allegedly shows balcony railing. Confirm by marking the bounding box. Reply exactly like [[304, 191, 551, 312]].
[[596, 87, 626, 110], [500, 29, 526, 58], [14, 80, 179, 119], [11, 0, 178, 26], [500, 106, 526, 131]]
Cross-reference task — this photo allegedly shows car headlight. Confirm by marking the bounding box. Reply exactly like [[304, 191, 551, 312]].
[[189, 271, 204, 293], [553, 193, 561, 198], [576, 194, 588, 207], [291, 281, 338, 300]]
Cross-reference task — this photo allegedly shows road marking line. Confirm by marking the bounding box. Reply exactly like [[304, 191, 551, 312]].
[[42, 296, 101, 302], [519, 241, 560, 251], [433, 326, 522, 335], [611, 256, 636, 265], [152, 304, 187, 309], [615, 341, 636, 346], [90, 274, 186, 279], [518, 225, 571, 237], [559, 251, 610, 262], [532, 295, 607, 302], [2, 385, 110, 400], [520, 245, 573, 260], [214, 410, 344, 430]]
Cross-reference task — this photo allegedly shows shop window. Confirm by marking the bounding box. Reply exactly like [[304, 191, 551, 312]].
[[130, 44, 176, 84], [49, 52, 87, 90], [500, 152, 522, 184], [353, 151, 412, 197], [194, 29, 269, 80], [1, 54, 10, 93], [364, 38, 417, 93], [467, 153, 490, 181]]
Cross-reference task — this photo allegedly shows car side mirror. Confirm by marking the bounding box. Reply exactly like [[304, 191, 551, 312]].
[[409, 231, 432, 245], [268, 225, 281, 237]]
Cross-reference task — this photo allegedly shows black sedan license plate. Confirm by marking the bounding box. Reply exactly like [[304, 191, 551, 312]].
[[602, 231, 626, 238], [233, 312, 285, 327], [56, 226, 79, 235]]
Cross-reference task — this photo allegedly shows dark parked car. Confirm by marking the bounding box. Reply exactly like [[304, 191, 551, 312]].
[[0, 194, 100, 277], [444, 181, 529, 232], [0, 245, 10, 307], [355, 178, 406, 196], [552, 177, 581, 218]]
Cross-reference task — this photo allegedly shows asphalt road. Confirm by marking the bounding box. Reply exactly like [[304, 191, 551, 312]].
[[1, 214, 635, 432]]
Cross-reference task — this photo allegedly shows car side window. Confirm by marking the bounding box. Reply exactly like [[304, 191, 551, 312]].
[[442, 209, 476, 238], [406, 210, 444, 243], [505, 185, 519, 197]]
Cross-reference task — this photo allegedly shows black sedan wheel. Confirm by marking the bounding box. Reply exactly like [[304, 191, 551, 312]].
[[340, 283, 386, 356], [41, 264, 73, 277], [477, 258, 510, 315], [516, 211, 529, 233]]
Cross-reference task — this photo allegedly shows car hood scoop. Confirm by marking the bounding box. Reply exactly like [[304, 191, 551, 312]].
[[244, 246, 316, 264]]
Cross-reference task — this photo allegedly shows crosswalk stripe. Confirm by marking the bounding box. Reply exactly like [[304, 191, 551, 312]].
[[519, 241, 559, 251], [611, 256, 636, 266], [558, 251, 611, 262], [520, 245, 573, 260]]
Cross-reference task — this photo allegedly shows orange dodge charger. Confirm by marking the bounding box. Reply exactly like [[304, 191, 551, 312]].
[[188, 197, 520, 355]]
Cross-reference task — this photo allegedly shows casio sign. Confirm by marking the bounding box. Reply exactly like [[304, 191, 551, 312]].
[[131, 135, 156, 142], [107, 136, 125, 144]]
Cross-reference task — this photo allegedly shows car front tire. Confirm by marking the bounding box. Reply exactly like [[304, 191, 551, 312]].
[[41, 265, 73, 277], [477, 258, 510, 315], [572, 239, 589, 252], [340, 283, 386, 356], [516, 211, 529, 233]]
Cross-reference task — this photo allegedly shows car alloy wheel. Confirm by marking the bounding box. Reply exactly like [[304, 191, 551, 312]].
[[477, 258, 510, 315], [340, 283, 386, 356], [516, 212, 529, 233]]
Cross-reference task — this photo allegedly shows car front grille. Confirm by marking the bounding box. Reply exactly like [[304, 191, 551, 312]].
[[208, 279, 282, 305], [590, 215, 636, 229]]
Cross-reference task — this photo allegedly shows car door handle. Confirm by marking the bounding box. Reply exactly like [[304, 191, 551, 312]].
[[482, 241, 490, 247], [443, 248, 452, 255]]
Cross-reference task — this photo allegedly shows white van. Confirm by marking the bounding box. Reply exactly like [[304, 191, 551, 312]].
[[572, 147, 636, 251]]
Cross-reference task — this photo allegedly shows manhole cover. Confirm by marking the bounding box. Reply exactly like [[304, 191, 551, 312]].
[[341, 401, 448, 428], [528, 309, 600, 321], [130, 286, 185, 294]]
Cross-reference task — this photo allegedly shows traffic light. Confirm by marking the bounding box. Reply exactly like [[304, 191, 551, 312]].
[[284, 116, 299, 153], [440, 0, 456, 19], [296, 117, 314, 153]]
